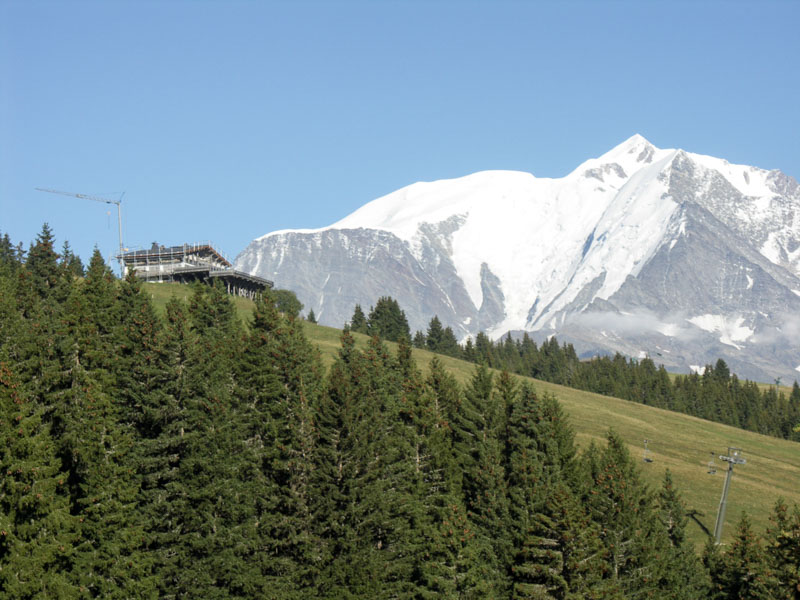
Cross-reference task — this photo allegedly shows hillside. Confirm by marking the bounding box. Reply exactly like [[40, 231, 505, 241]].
[[144, 282, 800, 550]]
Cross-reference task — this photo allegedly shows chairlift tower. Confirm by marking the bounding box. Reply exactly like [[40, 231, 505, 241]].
[[713, 447, 746, 544], [35, 187, 125, 275]]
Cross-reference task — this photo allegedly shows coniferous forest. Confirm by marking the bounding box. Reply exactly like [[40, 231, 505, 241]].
[[2, 226, 800, 598], [395, 312, 800, 442]]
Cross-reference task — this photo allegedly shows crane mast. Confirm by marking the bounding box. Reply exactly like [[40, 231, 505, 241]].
[[35, 187, 125, 275]]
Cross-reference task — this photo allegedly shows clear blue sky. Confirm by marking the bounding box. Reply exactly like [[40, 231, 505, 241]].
[[2, 0, 798, 270]]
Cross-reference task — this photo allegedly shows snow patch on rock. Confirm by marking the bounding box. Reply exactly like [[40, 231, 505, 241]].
[[688, 314, 755, 348]]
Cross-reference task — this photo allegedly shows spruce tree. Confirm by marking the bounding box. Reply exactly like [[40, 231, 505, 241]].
[[764, 499, 800, 599], [0, 231, 19, 270], [440, 326, 462, 358], [136, 295, 192, 593], [25, 223, 69, 303], [0, 357, 79, 599], [449, 364, 510, 593], [349, 304, 368, 334], [656, 470, 710, 598], [60, 240, 85, 278], [142, 281, 250, 597], [505, 382, 608, 599], [421, 358, 497, 598], [583, 431, 673, 597], [314, 329, 389, 597], [366, 296, 410, 341], [709, 513, 777, 599], [413, 330, 427, 349], [51, 250, 146, 597], [426, 316, 445, 353], [236, 292, 325, 597]]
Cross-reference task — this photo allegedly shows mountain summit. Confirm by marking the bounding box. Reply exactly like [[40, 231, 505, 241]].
[[236, 135, 800, 382]]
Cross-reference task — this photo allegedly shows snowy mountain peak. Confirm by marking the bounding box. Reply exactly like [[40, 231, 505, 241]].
[[236, 137, 800, 383], [602, 133, 658, 163], [571, 134, 672, 183]]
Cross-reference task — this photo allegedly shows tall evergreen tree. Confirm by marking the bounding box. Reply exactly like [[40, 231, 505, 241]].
[[426, 316, 446, 353], [656, 470, 710, 598], [26, 223, 70, 303], [505, 383, 609, 599], [0, 357, 79, 599], [366, 296, 410, 342], [314, 330, 390, 597], [449, 364, 510, 593], [707, 513, 777, 600], [144, 281, 251, 597], [583, 431, 674, 597], [412, 330, 427, 349], [349, 304, 368, 334], [50, 250, 147, 597], [764, 499, 800, 599], [60, 241, 84, 279], [136, 295, 192, 593], [236, 292, 325, 597]]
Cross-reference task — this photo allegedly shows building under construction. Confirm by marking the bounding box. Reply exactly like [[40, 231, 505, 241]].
[[119, 242, 272, 299]]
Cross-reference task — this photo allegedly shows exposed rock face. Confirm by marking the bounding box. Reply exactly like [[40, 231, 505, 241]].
[[236, 135, 800, 382], [235, 228, 479, 336]]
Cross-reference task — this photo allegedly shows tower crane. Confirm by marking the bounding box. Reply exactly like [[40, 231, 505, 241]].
[[35, 188, 125, 275]]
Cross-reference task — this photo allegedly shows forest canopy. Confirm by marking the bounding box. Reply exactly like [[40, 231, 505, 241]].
[[1, 226, 798, 598]]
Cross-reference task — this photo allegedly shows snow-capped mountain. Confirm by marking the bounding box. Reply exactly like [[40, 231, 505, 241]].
[[235, 135, 800, 383]]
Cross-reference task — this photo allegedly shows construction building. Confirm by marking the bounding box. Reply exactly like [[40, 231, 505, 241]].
[[119, 242, 272, 299]]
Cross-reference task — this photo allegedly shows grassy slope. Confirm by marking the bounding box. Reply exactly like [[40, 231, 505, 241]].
[[144, 283, 800, 549]]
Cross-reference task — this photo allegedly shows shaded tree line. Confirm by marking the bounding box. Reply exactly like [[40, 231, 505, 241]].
[[367, 303, 800, 443], [464, 332, 800, 442], [2, 227, 799, 598]]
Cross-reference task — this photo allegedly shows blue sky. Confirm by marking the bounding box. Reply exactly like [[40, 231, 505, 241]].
[[2, 0, 798, 270]]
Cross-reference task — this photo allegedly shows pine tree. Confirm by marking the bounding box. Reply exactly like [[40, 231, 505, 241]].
[[421, 357, 497, 598], [0, 231, 21, 271], [440, 326, 462, 358], [501, 380, 617, 599], [515, 482, 617, 599], [307, 308, 317, 323], [136, 295, 192, 593], [426, 316, 445, 352]]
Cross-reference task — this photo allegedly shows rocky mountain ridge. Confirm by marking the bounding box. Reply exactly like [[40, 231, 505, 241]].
[[235, 135, 800, 382]]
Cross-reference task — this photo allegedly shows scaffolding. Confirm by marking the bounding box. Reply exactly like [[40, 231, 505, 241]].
[[118, 241, 272, 299]]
